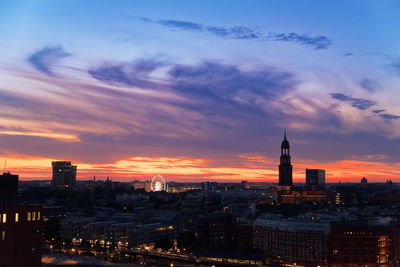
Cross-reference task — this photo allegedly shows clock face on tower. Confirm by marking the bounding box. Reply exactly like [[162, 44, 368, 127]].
[[279, 131, 293, 186]]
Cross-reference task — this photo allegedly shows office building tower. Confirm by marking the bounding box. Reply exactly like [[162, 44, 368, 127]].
[[306, 169, 326, 189], [52, 161, 77, 189]]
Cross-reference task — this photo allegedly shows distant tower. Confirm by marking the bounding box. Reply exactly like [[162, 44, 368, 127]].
[[361, 177, 368, 188], [279, 130, 293, 186]]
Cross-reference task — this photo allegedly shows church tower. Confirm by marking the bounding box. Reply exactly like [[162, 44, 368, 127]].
[[279, 130, 293, 186]]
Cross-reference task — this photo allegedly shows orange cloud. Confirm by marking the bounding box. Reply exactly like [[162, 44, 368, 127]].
[[0, 130, 79, 142]]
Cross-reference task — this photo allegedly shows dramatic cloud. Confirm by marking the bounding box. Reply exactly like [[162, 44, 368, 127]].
[[205, 25, 260, 39], [380, 113, 400, 120], [168, 61, 294, 100], [360, 78, 381, 92], [3, 56, 400, 181], [145, 18, 332, 50], [88, 59, 164, 88], [89, 60, 297, 131], [266, 33, 332, 50], [330, 93, 376, 110], [394, 62, 400, 74], [27, 46, 70, 75], [389, 56, 400, 76], [345, 52, 353, 56], [373, 109, 385, 113], [159, 19, 203, 31]]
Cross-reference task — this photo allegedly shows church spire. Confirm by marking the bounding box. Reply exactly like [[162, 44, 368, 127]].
[[279, 129, 293, 187]]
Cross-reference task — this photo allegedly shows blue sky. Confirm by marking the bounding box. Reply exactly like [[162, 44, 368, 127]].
[[0, 0, 399, 181]]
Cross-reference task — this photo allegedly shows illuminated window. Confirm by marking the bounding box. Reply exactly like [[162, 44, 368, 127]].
[[2, 213, 6, 223], [1, 230, 5, 240], [37, 212, 41, 220], [27, 212, 31, 221], [15, 213, 19, 222], [32, 212, 36, 221]]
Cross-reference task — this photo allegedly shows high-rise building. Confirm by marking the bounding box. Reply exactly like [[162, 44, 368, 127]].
[[0, 172, 42, 266], [306, 169, 326, 189], [52, 161, 77, 189], [279, 131, 293, 186], [0, 172, 18, 206]]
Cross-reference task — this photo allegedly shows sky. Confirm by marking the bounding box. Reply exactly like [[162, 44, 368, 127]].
[[0, 0, 400, 182]]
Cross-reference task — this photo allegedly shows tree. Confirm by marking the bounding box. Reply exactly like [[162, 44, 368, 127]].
[[177, 232, 198, 252], [43, 218, 61, 241]]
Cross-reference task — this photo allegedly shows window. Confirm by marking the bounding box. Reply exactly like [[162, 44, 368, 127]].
[[2, 214, 6, 223], [15, 213, 19, 222], [37, 211, 41, 220], [1, 230, 5, 240], [32, 212, 36, 221], [27, 212, 31, 221]]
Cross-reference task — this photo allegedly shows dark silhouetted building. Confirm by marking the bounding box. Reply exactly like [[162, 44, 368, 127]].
[[198, 213, 234, 250], [361, 177, 368, 188], [0, 172, 42, 267], [0, 172, 18, 205], [306, 168, 326, 189], [234, 222, 253, 250], [202, 182, 218, 191], [279, 131, 292, 186], [241, 180, 249, 189], [52, 161, 77, 189]]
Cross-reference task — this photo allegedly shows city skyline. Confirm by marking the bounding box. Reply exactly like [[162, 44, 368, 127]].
[[1, 1, 400, 182]]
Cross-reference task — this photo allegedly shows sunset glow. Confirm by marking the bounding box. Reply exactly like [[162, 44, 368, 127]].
[[4, 154, 400, 182]]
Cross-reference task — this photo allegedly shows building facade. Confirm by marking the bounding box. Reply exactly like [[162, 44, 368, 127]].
[[280, 190, 326, 204], [253, 213, 340, 266], [131, 180, 152, 192], [52, 161, 77, 189], [328, 218, 399, 267]]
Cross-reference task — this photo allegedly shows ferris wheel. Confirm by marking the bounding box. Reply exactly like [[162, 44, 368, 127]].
[[151, 175, 166, 192]]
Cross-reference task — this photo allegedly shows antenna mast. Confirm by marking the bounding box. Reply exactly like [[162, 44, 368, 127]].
[[3, 156, 7, 173]]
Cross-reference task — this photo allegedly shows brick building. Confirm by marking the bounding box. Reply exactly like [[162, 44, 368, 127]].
[[0, 172, 42, 267], [253, 213, 346, 266], [328, 217, 399, 267]]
